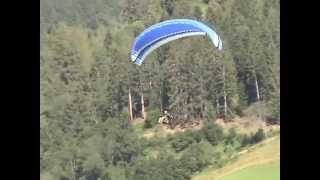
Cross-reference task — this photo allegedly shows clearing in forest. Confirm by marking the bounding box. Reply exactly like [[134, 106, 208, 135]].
[[133, 116, 279, 139]]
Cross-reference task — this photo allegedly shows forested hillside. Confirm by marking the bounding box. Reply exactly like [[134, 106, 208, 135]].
[[40, 0, 280, 180]]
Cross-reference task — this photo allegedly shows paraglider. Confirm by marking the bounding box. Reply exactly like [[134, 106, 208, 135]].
[[130, 19, 223, 65]]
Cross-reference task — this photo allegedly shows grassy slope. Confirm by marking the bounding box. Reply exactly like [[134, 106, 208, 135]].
[[192, 135, 280, 180], [220, 160, 279, 180]]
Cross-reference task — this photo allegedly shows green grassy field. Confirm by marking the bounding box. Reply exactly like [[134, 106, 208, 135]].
[[193, 135, 280, 180], [220, 160, 279, 180]]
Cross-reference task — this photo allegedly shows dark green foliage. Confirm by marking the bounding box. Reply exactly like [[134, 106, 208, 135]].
[[179, 141, 215, 174], [144, 109, 161, 129], [202, 121, 224, 145], [268, 93, 280, 119], [204, 104, 217, 121], [252, 128, 266, 143], [202, 0, 210, 4], [241, 134, 252, 147], [225, 128, 241, 150], [240, 128, 266, 147], [171, 132, 197, 153], [170, 130, 204, 152], [129, 155, 190, 180], [161, 0, 175, 16], [190, 130, 204, 143]]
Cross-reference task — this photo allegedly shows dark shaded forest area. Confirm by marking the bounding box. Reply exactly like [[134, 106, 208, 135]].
[[40, 0, 279, 180]]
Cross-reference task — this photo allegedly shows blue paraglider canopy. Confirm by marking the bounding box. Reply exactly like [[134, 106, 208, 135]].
[[130, 19, 223, 65]]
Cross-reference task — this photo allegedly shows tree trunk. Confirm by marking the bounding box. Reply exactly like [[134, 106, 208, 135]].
[[200, 75, 204, 119], [139, 77, 146, 119], [141, 92, 146, 119], [160, 81, 163, 113], [128, 87, 133, 121], [254, 74, 260, 101], [158, 62, 163, 113], [223, 65, 227, 118], [71, 159, 77, 180], [216, 97, 220, 117]]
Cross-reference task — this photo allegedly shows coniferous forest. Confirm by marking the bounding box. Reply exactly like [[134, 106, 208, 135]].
[[40, 0, 280, 180]]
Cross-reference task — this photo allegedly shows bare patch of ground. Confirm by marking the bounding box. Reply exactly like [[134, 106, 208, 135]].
[[138, 116, 279, 139]]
